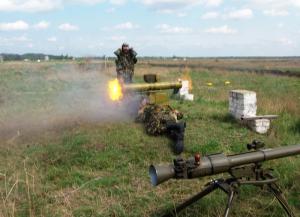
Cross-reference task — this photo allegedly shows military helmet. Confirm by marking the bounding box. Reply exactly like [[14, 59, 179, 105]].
[[122, 43, 129, 48]]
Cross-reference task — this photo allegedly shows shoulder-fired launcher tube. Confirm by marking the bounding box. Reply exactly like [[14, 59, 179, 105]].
[[123, 81, 182, 93], [149, 144, 300, 186]]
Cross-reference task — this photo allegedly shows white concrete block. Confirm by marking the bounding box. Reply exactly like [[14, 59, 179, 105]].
[[184, 94, 194, 101], [179, 80, 194, 101], [229, 90, 257, 119], [229, 90, 274, 134], [179, 80, 189, 96], [249, 119, 271, 134]]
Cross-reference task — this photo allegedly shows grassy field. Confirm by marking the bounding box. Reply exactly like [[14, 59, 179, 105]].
[[138, 57, 300, 77], [0, 60, 299, 217]]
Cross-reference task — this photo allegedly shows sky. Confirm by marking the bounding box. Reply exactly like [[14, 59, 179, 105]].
[[0, 0, 300, 57]]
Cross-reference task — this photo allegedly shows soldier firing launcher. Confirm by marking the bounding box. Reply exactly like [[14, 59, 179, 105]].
[[123, 81, 182, 93], [122, 74, 183, 104], [149, 140, 300, 217], [108, 74, 192, 103]]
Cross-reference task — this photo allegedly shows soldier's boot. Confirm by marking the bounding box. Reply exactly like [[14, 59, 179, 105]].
[[166, 122, 186, 155]]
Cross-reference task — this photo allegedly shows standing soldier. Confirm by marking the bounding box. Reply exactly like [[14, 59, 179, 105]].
[[114, 43, 138, 83]]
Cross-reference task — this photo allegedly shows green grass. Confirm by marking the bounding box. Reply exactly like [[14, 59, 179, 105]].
[[0, 61, 299, 217]]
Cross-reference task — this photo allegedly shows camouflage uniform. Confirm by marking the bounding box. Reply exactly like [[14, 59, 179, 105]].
[[137, 104, 180, 135], [114, 48, 137, 83], [136, 103, 185, 155]]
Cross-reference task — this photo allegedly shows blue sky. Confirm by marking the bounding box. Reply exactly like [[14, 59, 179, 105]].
[[0, 0, 299, 56]]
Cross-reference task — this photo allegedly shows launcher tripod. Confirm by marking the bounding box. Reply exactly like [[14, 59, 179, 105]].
[[163, 155, 295, 217]]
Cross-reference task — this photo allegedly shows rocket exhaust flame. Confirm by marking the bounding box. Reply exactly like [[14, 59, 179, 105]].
[[181, 68, 193, 91], [108, 79, 123, 101]]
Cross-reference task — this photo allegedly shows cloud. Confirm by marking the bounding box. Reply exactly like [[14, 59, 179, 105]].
[[75, 0, 126, 5], [0, 20, 29, 31], [0, 0, 62, 12], [156, 24, 192, 33], [12, 35, 30, 42], [202, 9, 253, 21], [205, 25, 237, 34], [227, 9, 253, 19], [0, 35, 30, 45], [142, 0, 198, 7], [263, 9, 289, 16], [33, 21, 50, 29], [141, 0, 222, 14], [0, 0, 124, 12], [278, 37, 294, 46], [0, 0, 222, 14], [114, 22, 139, 30], [0, 20, 50, 31], [252, 0, 300, 8], [74, 0, 105, 4], [110, 35, 126, 41], [204, 0, 222, 7], [249, 0, 300, 11], [88, 42, 104, 49], [58, 23, 79, 31], [13, 35, 30, 41], [101, 22, 139, 31], [48, 37, 57, 42], [106, 7, 116, 13], [202, 11, 219, 19], [277, 22, 284, 28], [109, 0, 126, 5], [250, 0, 297, 17], [75, 0, 125, 5], [177, 12, 187, 17]]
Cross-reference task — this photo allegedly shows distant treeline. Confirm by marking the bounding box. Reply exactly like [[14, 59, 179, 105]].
[[0, 53, 73, 61], [1, 53, 299, 61]]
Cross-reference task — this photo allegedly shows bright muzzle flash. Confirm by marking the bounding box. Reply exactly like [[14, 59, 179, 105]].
[[108, 79, 123, 101]]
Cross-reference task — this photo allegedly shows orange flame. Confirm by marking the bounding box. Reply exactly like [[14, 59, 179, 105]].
[[181, 67, 193, 91], [108, 79, 123, 101]]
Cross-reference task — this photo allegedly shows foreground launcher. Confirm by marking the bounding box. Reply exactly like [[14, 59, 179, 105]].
[[149, 140, 300, 217]]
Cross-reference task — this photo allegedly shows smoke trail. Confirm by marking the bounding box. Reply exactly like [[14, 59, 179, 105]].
[[0, 61, 139, 144]]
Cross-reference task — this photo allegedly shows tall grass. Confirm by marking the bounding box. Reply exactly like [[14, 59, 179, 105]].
[[0, 60, 299, 217]]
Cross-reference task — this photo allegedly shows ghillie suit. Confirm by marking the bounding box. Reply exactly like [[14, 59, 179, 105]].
[[137, 103, 185, 155], [114, 47, 137, 83]]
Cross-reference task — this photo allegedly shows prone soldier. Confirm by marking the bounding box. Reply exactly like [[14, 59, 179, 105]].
[[136, 98, 185, 155], [114, 43, 138, 83]]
